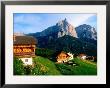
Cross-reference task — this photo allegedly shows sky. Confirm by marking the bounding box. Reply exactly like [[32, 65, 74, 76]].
[[14, 13, 97, 34]]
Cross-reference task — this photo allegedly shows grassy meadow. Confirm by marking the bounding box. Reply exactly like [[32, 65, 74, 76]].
[[14, 56, 97, 75]]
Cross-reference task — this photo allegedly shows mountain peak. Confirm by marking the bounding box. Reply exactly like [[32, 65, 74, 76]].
[[64, 18, 67, 22], [75, 24, 97, 40], [57, 18, 68, 26], [33, 18, 78, 38], [28, 18, 97, 41], [56, 18, 77, 38]]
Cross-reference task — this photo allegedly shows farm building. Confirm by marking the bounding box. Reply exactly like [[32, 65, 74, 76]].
[[13, 34, 37, 65], [78, 54, 87, 60], [56, 51, 73, 63]]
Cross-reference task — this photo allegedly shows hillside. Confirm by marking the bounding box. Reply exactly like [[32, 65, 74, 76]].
[[27, 18, 97, 56], [32, 56, 61, 75], [14, 56, 97, 75], [47, 35, 97, 56]]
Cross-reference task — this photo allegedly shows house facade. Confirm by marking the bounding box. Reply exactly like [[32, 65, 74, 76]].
[[56, 51, 73, 63], [13, 35, 37, 65]]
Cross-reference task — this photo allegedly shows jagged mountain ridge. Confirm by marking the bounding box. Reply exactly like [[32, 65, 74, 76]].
[[57, 18, 77, 38], [27, 18, 97, 56], [28, 18, 97, 41], [75, 24, 97, 40], [28, 18, 77, 39]]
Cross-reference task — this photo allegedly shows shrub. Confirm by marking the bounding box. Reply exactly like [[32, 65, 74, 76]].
[[14, 57, 33, 75], [14, 57, 25, 75], [24, 65, 33, 75], [32, 62, 48, 75]]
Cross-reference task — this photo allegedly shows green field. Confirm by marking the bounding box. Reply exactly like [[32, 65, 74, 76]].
[[73, 58, 97, 75], [32, 56, 61, 75], [14, 56, 97, 75]]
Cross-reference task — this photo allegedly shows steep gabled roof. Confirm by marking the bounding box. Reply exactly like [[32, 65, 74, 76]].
[[14, 36, 37, 45]]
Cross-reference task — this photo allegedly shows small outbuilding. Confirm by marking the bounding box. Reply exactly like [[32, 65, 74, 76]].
[[78, 54, 87, 60]]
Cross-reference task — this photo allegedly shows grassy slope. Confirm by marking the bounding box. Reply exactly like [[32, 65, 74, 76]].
[[55, 58, 97, 75], [33, 56, 97, 75], [71, 58, 97, 75], [14, 56, 97, 75], [33, 56, 61, 75]]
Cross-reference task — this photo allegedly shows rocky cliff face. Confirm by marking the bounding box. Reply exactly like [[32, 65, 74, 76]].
[[57, 18, 77, 38], [31, 18, 77, 38], [28, 19, 97, 41], [27, 18, 97, 56], [75, 24, 97, 40]]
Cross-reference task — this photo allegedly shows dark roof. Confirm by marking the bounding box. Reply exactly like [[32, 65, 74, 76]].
[[14, 36, 37, 45]]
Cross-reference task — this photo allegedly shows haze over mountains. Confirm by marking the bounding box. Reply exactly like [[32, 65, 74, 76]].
[[28, 18, 97, 56]]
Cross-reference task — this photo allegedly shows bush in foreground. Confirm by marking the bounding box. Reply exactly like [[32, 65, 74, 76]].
[[14, 57, 25, 75]]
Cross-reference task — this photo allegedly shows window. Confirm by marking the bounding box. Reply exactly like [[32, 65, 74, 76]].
[[25, 59, 28, 62]]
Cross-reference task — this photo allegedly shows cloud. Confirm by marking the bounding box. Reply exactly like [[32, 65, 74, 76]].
[[69, 14, 96, 27]]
